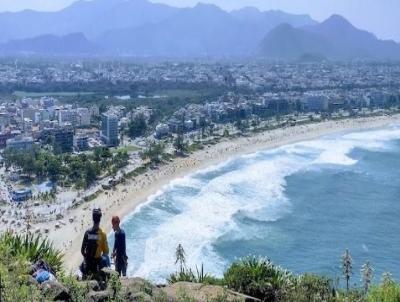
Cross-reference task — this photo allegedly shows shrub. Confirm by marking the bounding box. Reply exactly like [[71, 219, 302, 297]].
[[168, 269, 196, 284], [368, 274, 400, 302], [0, 232, 64, 272], [59, 273, 89, 302], [168, 265, 222, 286], [288, 274, 335, 302], [335, 288, 365, 302], [223, 256, 293, 301], [0, 253, 42, 302]]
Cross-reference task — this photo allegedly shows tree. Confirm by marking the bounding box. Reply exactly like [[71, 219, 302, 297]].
[[140, 142, 165, 164], [173, 134, 188, 155], [113, 149, 129, 169], [47, 155, 62, 182], [84, 161, 99, 188], [235, 119, 249, 133], [94, 146, 112, 169], [127, 114, 147, 139], [342, 249, 353, 292], [361, 261, 373, 294]]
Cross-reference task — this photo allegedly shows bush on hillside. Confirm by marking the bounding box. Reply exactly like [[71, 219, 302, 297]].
[[367, 274, 400, 302], [168, 264, 223, 286], [223, 256, 293, 301], [0, 234, 43, 301], [0, 232, 63, 272], [287, 274, 335, 302]]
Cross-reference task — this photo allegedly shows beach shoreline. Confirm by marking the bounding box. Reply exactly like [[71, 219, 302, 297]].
[[41, 114, 400, 272]]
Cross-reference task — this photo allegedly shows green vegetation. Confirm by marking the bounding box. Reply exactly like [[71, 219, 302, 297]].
[[0, 233, 61, 301], [224, 256, 293, 301], [168, 245, 223, 286], [1, 235, 400, 301], [173, 134, 189, 155], [0, 232, 131, 302], [126, 114, 148, 139], [342, 248, 353, 292], [168, 245, 400, 302], [13, 91, 95, 98], [0, 233, 63, 272], [0, 256, 43, 301], [152, 89, 202, 98], [111, 145, 140, 154], [140, 141, 167, 164], [3, 146, 129, 189], [368, 274, 400, 302]]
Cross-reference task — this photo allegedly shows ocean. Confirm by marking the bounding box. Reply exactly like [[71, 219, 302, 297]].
[[115, 123, 400, 284]]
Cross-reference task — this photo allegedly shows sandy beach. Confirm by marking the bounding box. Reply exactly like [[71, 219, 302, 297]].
[[34, 114, 400, 272]]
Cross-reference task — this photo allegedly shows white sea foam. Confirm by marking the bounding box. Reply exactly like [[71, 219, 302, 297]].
[[123, 124, 400, 282]]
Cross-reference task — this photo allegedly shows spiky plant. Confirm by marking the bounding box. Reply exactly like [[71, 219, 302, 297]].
[[341, 249, 353, 292], [0, 233, 63, 272], [361, 261, 374, 294], [175, 244, 186, 274], [167, 269, 195, 284], [381, 272, 395, 287]]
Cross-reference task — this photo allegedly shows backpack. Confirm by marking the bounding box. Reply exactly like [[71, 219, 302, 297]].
[[83, 227, 100, 259]]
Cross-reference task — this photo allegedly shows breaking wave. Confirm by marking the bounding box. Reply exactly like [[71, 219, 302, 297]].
[[120, 124, 400, 283]]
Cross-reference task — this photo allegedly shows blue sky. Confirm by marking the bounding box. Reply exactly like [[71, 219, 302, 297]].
[[0, 0, 399, 42]]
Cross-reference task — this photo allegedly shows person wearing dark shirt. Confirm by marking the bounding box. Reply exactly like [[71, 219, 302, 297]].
[[81, 208, 109, 278], [111, 216, 128, 277]]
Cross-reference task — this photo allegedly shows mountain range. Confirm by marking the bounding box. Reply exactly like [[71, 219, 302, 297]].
[[0, 33, 97, 56], [259, 14, 400, 60], [0, 0, 398, 60]]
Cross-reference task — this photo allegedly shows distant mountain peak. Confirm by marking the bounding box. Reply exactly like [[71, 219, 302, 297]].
[[192, 2, 223, 11], [234, 6, 261, 13], [322, 14, 353, 28], [259, 13, 400, 61]]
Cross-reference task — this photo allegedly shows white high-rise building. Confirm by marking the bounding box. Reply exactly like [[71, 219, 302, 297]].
[[101, 113, 119, 147]]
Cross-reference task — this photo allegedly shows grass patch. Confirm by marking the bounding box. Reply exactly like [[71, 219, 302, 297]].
[[111, 145, 141, 154], [125, 164, 149, 179]]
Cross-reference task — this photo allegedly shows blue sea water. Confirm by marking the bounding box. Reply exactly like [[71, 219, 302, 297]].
[[116, 123, 400, 284]]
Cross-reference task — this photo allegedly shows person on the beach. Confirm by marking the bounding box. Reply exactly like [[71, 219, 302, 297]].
[[111, 215, 128, 277], [80, 208, 110, 278]]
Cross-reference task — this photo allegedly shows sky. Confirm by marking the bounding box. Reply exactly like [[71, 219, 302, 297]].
[[0, 0, 399, 42]]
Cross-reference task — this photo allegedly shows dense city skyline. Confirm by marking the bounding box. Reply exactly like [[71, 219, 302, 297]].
[[0, 0, 398, 42]]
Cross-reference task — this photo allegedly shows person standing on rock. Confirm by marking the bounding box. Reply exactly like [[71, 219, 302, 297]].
[[80, 208, 110, 278], [111, 215, 128, 277]]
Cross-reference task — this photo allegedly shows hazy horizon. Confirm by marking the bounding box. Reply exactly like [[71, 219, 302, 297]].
[[0, 0, 398, 43]]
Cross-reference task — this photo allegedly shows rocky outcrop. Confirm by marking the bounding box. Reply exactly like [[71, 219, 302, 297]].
[[83, 276, 259, 302], [86, 290, 111, 302], [164, 282, 260, 302], [40, 281, 71, 301], [27, 266, 258, 301]]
